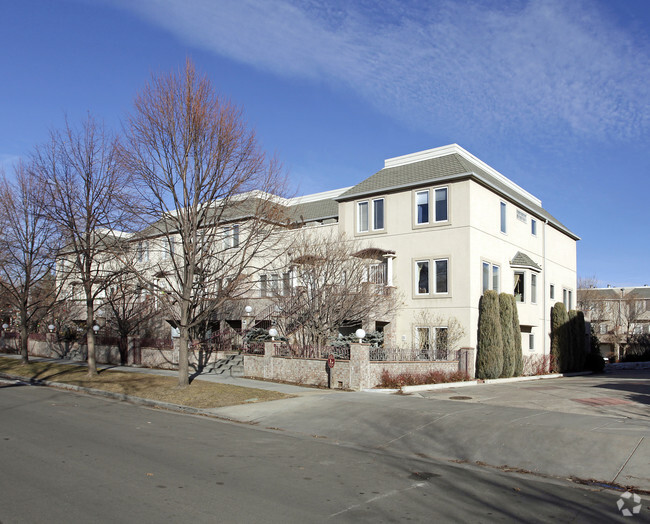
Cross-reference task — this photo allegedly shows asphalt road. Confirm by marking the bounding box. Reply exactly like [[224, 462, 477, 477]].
[[1, 383, 645, 523]]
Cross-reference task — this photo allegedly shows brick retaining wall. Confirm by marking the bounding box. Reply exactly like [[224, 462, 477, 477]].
[[244, 342, 474, 390]]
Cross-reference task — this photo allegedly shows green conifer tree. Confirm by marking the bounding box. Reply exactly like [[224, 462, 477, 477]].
[[511, 294, 523, 376], [499, 293, 515, 377], [476, 290, 504, 379], [551, 302, 570, 372]]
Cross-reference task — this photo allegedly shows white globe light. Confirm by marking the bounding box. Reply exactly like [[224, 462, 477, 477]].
[[244, 305, 253, 314], [268, 328, 278, 338], [48, 324, 55, 332], [355, 329, 366, 341], [2, 324, 8, 330], [92, 324, 100, 333]]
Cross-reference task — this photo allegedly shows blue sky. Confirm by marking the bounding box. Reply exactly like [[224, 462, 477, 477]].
[[2, 0, 649, 286]]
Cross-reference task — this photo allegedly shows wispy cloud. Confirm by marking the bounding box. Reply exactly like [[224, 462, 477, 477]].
[[0, 154, 21, 173], [103, 0, 650, 142]]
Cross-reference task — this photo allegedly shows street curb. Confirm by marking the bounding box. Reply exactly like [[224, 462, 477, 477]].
[[399, 380, 480, 393]]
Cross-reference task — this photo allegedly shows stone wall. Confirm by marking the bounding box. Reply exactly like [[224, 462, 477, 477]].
[[244, 342, 471, 390]]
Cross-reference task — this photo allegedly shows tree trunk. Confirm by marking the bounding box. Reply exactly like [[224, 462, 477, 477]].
[[19, 324, 29, 364], [119, 336, 128, 366], [86, 300, 97, 376], [178, 324, 189, 388]]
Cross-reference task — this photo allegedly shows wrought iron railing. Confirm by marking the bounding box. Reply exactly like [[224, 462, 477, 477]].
[[273, 344, 350, 360], [369, 347, 458, 362]]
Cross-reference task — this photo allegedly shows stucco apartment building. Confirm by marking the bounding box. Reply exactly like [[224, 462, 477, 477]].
[[578, 285, 650, 358], [261, 144, 579, 357], [65, 144, 578, 364]]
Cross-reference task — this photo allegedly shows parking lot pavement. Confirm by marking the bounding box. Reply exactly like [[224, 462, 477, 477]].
[[414, 369, 650, 420]]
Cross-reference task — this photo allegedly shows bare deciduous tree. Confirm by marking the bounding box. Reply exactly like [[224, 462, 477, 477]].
[[412, 310, 465, 359], [121, 60, 286, 387], [272, 230, 398, 347], [0, 161, 59, 363], [33, 115, 135, 376], [103, 274, 161, 365], [577, 276, 605, 321]]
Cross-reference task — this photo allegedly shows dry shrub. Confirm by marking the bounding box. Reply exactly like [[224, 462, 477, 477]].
[[522, 354, 555, 376], [379, 368, 469, 388]]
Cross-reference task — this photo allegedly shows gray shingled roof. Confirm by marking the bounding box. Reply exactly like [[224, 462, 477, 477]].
[[336, 153, 578, 240], [579, 288, 623, 300], [135, 196, 288, 239], [626, 287, 650, 299], [510, 251, 542, 271], [288, 199, 339, 223]]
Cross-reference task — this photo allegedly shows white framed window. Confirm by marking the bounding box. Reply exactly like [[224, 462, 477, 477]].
[[223, 225, 240, 248], [416, 191, 429, 224], [415, 187, 448, 225], [137, 241, 149, 263], [232, 225, 240, 248], [599, 323, 607, 334], [531, 274, 537, 304], [550, 284, 555, 300], [563, 288, 572, 310], [415, 326, 430, 351], [358, 198, 384, 232], [529, 333, 535, 351], [500, 202, 507, 233], [514, 271, 525, 302], [357, 201, 369, 232], [531, 219, 537, 236], [373, 198, 384, 230], [416, 260, 429, 294], [416, 258, 448, 295], [260, 273, 282, 297], [435, 259, 448, 293], [434, 188, 448, 222], [415, 326, 449, 358], [482, 262, 500, 294]]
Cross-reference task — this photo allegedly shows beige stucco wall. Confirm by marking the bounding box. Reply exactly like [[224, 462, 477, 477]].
[[336, 177, 577, 357]]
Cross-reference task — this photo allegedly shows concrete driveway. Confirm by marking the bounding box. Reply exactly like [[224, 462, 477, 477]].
[[416, 369, 650, 420]]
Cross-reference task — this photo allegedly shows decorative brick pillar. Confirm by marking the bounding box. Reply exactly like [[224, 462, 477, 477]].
[[349, 342, 371, 390], [262, 341, 277, 379], [459, 347, 476, 378]]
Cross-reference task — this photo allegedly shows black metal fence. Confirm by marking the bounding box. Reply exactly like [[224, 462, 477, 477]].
[[369, 346, 458, 362], [272, 344, 350, 360]]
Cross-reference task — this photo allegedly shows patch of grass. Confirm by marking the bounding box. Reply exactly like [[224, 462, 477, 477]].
[[0, 357, 291, 409]]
